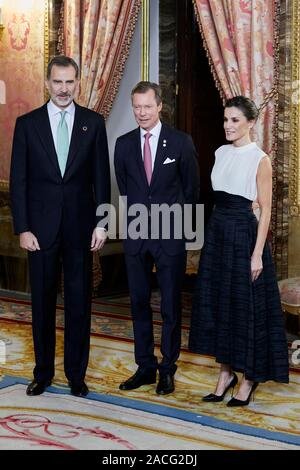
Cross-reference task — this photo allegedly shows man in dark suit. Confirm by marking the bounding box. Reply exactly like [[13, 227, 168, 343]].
[[114, 81, 199, 395], [10, 56, 111, 397]]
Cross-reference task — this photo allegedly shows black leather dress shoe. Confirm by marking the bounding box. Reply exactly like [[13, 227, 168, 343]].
[[69, 381, 89, 397], [119, 369, 156, 390], [26, 379, 51, 396], [156, 374, 175, 395]]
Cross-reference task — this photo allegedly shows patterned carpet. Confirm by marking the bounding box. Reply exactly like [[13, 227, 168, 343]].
[[1, 290, 298, 357], [0, 289, 300, 450]]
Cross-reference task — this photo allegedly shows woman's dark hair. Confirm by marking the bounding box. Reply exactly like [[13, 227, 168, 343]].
[[225, 96, 259, 121]]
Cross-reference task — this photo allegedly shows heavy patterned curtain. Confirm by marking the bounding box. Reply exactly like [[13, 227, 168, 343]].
[[193, 0, 279, 155], [63, 0, 141, 118]]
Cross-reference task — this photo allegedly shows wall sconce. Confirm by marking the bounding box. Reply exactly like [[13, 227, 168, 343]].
[[0, 0, 4, 41]]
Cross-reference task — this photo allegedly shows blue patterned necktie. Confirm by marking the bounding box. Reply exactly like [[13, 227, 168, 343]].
[[56, 110, 69, 176]]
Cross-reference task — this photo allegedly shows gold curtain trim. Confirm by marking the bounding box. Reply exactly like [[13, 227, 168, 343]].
[[44, 0, 49, 108], [257, 87, 277, 113], [257, 38, 279, 118], [270, 0, 281, 257], [98, 0, 142, 119], [192, 0, 226, 104], [271, 0, 281, 156], [290, 0, 300, 213], [44, 0, 49, 92]]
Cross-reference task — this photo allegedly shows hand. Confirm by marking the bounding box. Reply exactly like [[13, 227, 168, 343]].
[[252, 201, 260, 212], [251, 253, 263, 282], [20, 232, 40, 251], [90, 227, 107, 251]]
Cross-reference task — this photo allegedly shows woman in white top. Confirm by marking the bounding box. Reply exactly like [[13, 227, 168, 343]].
[[189, 96, 289, 406]]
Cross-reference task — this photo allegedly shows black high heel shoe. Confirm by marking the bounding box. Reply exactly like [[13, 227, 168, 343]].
[[202, 372, 238, 402], [227, 382, 258, 407]]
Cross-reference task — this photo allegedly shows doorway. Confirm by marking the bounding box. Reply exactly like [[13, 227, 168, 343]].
[[176, 0, 225, 220]]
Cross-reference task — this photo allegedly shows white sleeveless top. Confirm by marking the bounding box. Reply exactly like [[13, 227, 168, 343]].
[[211, 142, 267, 201]]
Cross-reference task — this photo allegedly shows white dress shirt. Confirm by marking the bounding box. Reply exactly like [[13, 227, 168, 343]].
[[47, 100, 75, 153], [140, 120, 162, 170]]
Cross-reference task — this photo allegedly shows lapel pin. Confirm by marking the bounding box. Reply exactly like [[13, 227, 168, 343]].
[[83, 126, 88, 131]]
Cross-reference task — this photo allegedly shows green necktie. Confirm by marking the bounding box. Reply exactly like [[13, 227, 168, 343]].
[[56, 110, 69, 176]]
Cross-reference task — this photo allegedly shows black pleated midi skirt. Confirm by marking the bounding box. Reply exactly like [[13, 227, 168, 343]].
[[189, 191, 289, 383]]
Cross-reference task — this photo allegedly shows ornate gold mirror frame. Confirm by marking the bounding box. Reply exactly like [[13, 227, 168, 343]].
[[290, 0, 300, 215]]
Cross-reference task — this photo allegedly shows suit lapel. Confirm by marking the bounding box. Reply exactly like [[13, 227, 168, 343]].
[[64, 103, 85, 176], [32, 103, 61, 177], [150, 124, 169, 188], [133, 128, 149, 187]]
